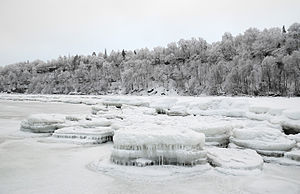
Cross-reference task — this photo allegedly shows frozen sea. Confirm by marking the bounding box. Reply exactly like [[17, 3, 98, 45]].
[[0, 97, 300, 194]]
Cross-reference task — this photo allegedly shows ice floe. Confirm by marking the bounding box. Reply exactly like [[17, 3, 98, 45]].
[[230, 126, 296, 156], [20, 114, 66, 133], [6, 94, 300, 168], [52, 126, 113, 144], [207, 147, 263, 175], [111, 124, 207, 166], [20, 112, 114, 144]]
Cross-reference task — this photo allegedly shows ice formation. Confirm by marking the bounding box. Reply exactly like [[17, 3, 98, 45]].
[[190, 122, 233, 147], [207, 147, 263, 175], [20, 114, 66, 133], [91, 105, 109, 115], [284, 150, 300, 162], [281, 119, 300, 134], [51, 116, 113, 143], [7, 94, 300, 168], [188, 116, 243, 147], [111, 125, 207, 166], [21, 112, 114, 144], [230, 126, 296, 157], [288, 133, 300, 144], [52, 126, 113, 144], [91, 105, 124, 120], [165, 101, 190, 116]]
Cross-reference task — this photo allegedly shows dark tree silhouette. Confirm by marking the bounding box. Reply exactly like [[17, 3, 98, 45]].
[[283, 25, 286, 33], [122, 49, 126, 60]]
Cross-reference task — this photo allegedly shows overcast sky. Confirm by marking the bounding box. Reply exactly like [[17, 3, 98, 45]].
[[0, 0, 299, 66]]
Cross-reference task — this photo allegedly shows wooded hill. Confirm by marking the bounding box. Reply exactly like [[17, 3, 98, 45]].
[[0, 23, 299, 96]]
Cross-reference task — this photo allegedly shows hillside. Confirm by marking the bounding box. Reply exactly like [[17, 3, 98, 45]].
[[0, 23, 299, 96]]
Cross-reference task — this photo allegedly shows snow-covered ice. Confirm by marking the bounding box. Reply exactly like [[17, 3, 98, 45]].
[[230, 126, 296, 156], [20, 111, 114, 144], [1, 95, 300, 194], [207, 147, 264, 175], [52, 126, 113, 144], [20, 114, 66, 133], [189, 116, 243, 147], [111, 124, 207, 166], [285, 150, 300, 162]]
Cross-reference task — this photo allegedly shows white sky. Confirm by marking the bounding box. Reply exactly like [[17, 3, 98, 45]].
[[0, 0, 299, 66]]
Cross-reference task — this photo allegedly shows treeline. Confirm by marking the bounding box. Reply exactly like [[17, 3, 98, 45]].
[[0, 23, 300, 96]]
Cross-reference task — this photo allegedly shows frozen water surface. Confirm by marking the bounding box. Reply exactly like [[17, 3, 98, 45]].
[[1, 96, 300, 194]]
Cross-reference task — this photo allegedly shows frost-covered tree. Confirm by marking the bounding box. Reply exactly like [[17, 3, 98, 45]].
[[1, 23, 299, 96]]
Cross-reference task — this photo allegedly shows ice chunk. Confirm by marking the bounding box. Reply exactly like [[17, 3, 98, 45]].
[[20, 114, 66, 133], [133, 158, 155, 167], [284, 150, 300, 162], [230, 127, 296, 154], [114, 125, 204, 147], [77, 118, 112, 128], [246, 112, 271, 121], [65, 114, 85, 121], [268, 108, 284, 116], [189, 118, 242, 147], [207, 147, 263, 174], [281, 119, 300, 134], [142, 107, 157, 116], [167, 105, 189, 116], [149, 97, 177, 110], [283, 110, 300, 120], [102, 99, 123, 108], [25, 113, 65, 124], [91, 105, 108, 115], [249, 106, 270, 114], [111, 124, 206, 166], [52, 126, 114, 144], [190, 122, 233, 136], [263, 156, 300, 166], [288, 134, 300, 143]]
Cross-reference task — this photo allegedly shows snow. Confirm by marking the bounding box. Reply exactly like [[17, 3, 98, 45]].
[[113, 125, 205, 147], [207, 147, 264, 175], [245, 179, 300, 194], [1, 95, 300, 193], [77, 118, 112, 128]]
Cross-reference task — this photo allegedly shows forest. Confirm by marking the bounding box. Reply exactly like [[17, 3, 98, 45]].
[[0, 23, 299, 96]]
